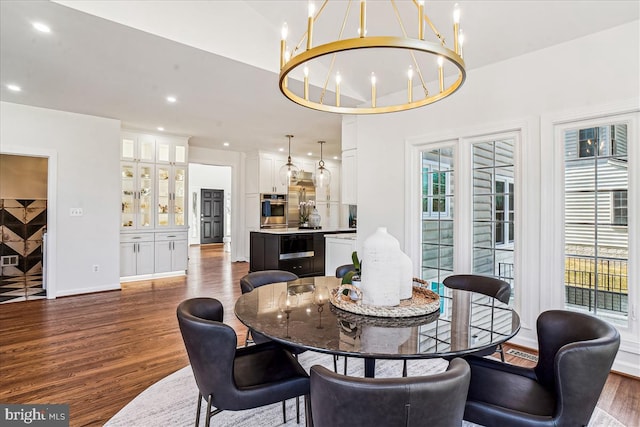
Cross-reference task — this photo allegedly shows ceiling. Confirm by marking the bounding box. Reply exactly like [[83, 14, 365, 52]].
[[1, 1, 638, 160]]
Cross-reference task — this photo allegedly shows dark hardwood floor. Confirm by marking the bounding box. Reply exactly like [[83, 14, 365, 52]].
[[0, 245, 638, 426]]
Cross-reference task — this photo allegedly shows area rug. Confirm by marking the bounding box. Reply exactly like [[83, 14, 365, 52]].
[[106, 351, 624, 427]]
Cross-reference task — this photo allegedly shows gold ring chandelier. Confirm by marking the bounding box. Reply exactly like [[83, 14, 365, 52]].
[[279, 0, 466, 115]]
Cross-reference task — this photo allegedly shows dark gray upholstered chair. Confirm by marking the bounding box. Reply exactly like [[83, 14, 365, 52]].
[[464, 310, 620, 427], [177, 298, 310, 427], [310, 358, 471, 427], [443, 274, 512, 361], [239, 270, 299, 346], [333, 264, 355, 374], [335, 263, 355, 278]]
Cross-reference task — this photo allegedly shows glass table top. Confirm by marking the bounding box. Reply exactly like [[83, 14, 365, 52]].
[[234, 276, 520, 360]]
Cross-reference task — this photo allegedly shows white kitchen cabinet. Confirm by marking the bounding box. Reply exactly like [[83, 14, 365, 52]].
[[258, 153, 288, 194], [316, 201, 341, 229], [154, 232, 188, 273], [121, 162, 155, 230], [121, 132, 156, 162], [156, 164, 187, 228], [120, 130, 189, 280], [325, 233, 357, 276], [315, 159, 341, 202], [296, 157, 317, 176], [341, 117, 357, 151], [156, 136, 188, 165], [120, 233, 155, 277], [341, 149, 357, 205]]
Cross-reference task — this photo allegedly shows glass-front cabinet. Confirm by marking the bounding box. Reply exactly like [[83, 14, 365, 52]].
[[121, 162, 154, 229], [157, 165, 186, 228], [120, 131, 189, 280], [121, 133, 155, 162], [156, 138, 188, 165]]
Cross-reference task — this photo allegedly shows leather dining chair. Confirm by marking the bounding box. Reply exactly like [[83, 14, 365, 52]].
[[333, 264, 355, 374], [239, 270, 299, 346], [443, 274, 511, 361], [177, 297, 310, 427], [335, 263, 355, 278], [463, 310, 620, 427], [310, 358, 471, 427]]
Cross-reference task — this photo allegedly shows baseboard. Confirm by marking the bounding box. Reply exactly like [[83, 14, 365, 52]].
[[120, 271, 186, 282], [56, 282, 121, 297]]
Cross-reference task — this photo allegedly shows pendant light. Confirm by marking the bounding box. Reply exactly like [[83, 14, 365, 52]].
[[279, 134, 300, 186], [312, 141, 331, 189]]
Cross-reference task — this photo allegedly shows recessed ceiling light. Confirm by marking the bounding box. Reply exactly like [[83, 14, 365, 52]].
[[307, 152, 313, 156], [157, 127, 164, 131], [279, 148, 284, 152], [223, 142, 230, 147], [166, 96, 177, 103], [33, 22, 51, 33], [6, 84, 21, 92], [333, 156, 338, 160]]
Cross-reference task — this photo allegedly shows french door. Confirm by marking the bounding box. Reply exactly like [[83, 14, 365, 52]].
[[415, 131, 520, 303]]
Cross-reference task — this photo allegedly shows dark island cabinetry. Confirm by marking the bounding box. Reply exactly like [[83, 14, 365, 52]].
[[250, 230, 351, 277]]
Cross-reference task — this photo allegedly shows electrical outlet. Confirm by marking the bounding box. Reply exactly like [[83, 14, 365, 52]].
[[92, 264, 99, 273], [70, 208, 83, 216]]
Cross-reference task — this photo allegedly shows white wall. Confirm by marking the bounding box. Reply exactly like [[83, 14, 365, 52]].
[[188, 146, 246, 261], [1, 102, 121, 297], [353, 21, 640, 375], [188, 163, 232, 246]]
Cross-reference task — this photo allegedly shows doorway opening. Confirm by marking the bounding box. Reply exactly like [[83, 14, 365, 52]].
[[0, 154, 48, 303], [188, 164, 232, 250]]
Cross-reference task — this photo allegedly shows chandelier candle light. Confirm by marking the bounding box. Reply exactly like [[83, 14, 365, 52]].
[[279, 0, 466, 114]]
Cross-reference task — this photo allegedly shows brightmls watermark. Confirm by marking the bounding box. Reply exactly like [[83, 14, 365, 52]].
[[1, 404, 69, 426]]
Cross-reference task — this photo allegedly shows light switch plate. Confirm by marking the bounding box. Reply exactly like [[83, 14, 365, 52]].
[[70, 208, 83, 216]]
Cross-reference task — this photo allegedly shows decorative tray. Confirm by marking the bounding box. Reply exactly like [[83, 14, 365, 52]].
[[329, 285, 440, 318]]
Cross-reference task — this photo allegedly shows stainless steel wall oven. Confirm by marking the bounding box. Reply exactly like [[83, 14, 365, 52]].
[[260, 194, 288, 228]]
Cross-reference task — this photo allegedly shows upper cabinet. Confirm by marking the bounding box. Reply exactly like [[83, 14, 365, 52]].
[[156, 136, 188, 165], [314, 159, 341, 202], [341, 149, 357, 205], [121, 131, 189, 231], [121, 132, 155, 162], [246, 152, 288, 194]]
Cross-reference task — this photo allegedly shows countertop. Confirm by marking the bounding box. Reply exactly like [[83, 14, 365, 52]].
[[254, 227, 356, 235]]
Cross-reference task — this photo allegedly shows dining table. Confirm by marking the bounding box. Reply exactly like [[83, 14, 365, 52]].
[[234, 276, 521, 378]]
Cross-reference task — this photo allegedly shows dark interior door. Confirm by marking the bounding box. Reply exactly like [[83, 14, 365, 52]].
[[201, 189, 224, 244]]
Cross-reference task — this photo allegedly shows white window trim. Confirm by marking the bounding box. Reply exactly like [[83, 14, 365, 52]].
[[541, 99, 639, 376]]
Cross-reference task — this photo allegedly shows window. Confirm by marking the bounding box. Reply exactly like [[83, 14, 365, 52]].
[[612, 190, 627, 226], [578, 127, 599, 157], [564, 123, 629, 323], [422, 162, 451, 218], [495, 178, 514, 245], [577, 125, 627, 158]]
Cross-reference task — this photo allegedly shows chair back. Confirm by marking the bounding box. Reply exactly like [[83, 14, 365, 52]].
[[535, 310, 620, 390], [443, 274, 511, 304], [177, 298, 239, 409], [240, 270, 298, 294], [310, 358, 470, 427], [335, 264, 355, 278]]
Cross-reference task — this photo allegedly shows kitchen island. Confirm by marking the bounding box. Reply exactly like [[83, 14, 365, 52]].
[[250, 228, 355, 277]]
